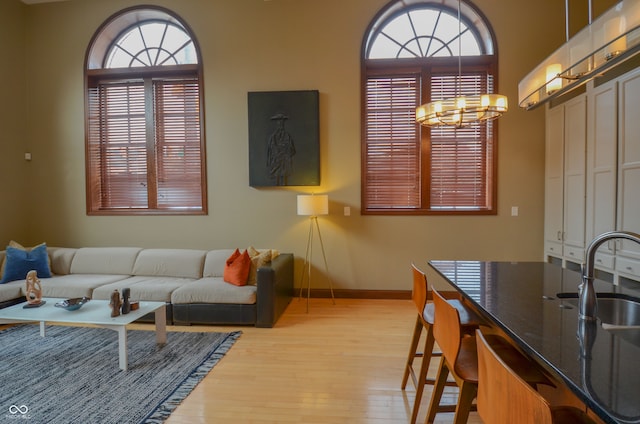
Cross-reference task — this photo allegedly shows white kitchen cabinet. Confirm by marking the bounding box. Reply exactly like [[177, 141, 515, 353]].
[[549, 66, 640, 283], [585, 79, 618, 273], [563, 95, 587, 264], [544, 94, 587, 267], [544, 103, 565, 260], [616, 67, 640, 281]]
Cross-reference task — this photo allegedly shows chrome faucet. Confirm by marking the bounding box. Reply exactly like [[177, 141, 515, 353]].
[[580, 231, 640, 321]]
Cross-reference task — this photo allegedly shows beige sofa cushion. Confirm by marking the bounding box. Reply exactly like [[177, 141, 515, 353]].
[[171, 277, 257, 305], [0, 280, 24, 303], [202, 249, 236, 278], [39, 274, 129, 299], [133, 249, 206, 279], [47, 247, 77, 275], [92, 275, 195, 302], [70, 247, 142, 275]]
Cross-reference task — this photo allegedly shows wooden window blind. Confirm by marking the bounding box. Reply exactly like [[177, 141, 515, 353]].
[[429, 72, 494, 211], [364, 75, 421, 209], [87, 77, 205, 214], [362, 69, 496, 213], [154, 79, 203, 210]]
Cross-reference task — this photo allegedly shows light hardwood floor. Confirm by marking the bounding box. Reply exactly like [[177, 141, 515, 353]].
[[132, 298, 483, 424]]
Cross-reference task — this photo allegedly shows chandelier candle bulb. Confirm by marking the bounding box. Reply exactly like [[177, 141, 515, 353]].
[[546, 63, 563, 94], [604, 16, 627, 59]]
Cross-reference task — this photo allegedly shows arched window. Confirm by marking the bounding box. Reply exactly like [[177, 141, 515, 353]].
[[362, 0, 499, 214], [85, 6, 206, 215]]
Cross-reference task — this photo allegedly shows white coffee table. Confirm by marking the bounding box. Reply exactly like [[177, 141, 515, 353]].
[[0, 298, 167, 371]]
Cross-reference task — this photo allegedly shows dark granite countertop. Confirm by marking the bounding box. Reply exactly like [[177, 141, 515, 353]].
[[428, 260, 640, 424]]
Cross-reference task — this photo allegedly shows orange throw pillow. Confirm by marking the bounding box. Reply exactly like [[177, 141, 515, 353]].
[[223, 248, 251, 286]]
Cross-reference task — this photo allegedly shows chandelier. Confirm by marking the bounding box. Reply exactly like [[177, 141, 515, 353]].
[[415, 0, 508, 128]]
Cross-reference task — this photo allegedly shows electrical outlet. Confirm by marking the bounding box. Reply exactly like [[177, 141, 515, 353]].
[[344, 206, 351, 216], [511, 206, 519, 216]]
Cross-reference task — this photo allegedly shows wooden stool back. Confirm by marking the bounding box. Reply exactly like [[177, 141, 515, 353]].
[[432, 286, 462, 370], [476, 328, 553, 424], [411, 263, 428, 314]]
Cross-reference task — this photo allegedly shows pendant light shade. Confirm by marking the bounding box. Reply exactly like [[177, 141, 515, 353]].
[[518, 0, 640, 110]]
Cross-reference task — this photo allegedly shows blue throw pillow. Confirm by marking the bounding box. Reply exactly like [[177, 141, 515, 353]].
[[0, 244, 52, 284]]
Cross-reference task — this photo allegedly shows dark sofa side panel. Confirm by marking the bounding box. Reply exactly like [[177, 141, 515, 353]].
[[256, 253, 294, 328], [173, 303, 256, 325]]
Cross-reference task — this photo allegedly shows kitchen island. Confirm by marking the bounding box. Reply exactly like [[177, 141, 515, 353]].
[[428, 260, 640, 424]]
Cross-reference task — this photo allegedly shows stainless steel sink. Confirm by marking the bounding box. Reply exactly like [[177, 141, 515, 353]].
[[557, 293, 640, 328], [595, 298, 640, 328]]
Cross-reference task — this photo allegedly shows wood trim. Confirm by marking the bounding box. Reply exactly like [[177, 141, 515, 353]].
[[301, 289, 459, 300]]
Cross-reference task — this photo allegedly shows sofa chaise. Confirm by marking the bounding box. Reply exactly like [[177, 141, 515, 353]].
[[0, 246, 294, 328]]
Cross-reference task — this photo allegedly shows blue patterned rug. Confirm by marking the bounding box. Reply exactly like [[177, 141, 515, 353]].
[[0, 324, 240, 424]]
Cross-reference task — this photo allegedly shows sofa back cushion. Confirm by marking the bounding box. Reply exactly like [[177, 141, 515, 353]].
[[47, 247, 77, 275], [133, 249, 206, 278], [203, 249, 236, 278], [70, 247, 142, 275]]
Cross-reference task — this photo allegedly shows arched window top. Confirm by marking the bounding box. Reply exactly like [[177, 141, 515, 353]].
[[364, 0, 495, 59], [105, 21, 196, 68], [86, 6, 199, 70]]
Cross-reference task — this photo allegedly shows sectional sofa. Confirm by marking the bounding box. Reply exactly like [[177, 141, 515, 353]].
[[0, 246, 294, 328]]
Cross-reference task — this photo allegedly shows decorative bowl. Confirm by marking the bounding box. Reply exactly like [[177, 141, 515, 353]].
[[55, 297, 90, 311]]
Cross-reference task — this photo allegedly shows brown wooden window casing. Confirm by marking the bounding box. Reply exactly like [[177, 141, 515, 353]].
[[362, 1, 500, 215], [85, 7, 206, 215]]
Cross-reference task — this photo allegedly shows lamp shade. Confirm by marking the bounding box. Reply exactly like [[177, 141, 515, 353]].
[[297, 194, 328, 216]]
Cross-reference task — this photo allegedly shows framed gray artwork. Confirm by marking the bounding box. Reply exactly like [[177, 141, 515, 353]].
[[248, 90, 320, 187]]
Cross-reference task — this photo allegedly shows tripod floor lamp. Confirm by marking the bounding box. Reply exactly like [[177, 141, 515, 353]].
[[297, 194, 336, 312]]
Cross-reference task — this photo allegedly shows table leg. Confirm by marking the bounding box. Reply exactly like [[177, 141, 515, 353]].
[[117, 327, 128, 371], [40, 321, 46, 337], [155, 304, 167, 345]]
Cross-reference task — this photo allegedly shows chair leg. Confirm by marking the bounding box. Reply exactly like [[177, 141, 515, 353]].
[[425, 358, 450, 424], [409, 324, 435, 424], [402, 315, 423, 389], [453, 381, 477, 424]]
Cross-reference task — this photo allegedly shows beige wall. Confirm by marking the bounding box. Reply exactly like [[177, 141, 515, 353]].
[[0, 0, 28, 244], [0, 0, 614, 291]]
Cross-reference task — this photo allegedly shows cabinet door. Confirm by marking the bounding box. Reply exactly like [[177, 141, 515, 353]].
[[586, 80, 617, 270], [544, 104, 565, 258], [617, 68, 640, 275], [562, 95, 587, 263]]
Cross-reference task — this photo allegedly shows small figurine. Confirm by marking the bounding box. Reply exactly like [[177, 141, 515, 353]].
[[110, 290, 122, 317], [121, 288, 131, 315], [25, 270, 43, 305]]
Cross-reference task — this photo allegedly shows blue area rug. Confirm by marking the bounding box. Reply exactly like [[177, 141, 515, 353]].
[[0, 324, 240, 424]]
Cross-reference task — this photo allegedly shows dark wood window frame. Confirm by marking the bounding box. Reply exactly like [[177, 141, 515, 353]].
[[84, 8, 207, 216], [361, 1, 500, 216], [362, 57, 498, 215]]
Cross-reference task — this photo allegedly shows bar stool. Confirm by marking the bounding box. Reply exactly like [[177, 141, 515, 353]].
[[425, 287, 553, 424], [476, 329, 596, 424], [401, 264, 482, 424]]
